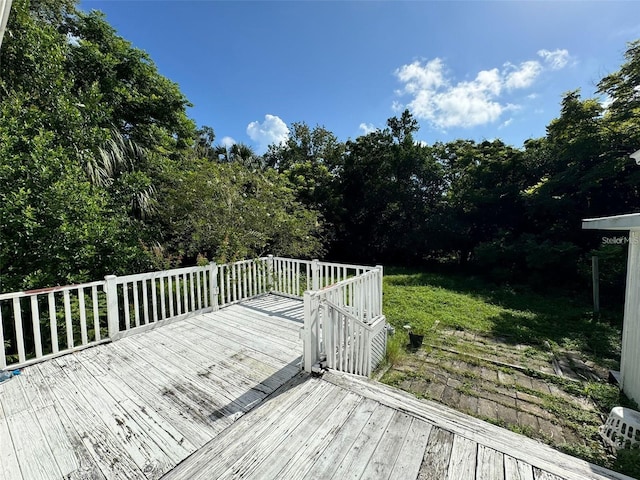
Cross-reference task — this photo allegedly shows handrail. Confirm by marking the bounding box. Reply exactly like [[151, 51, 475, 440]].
[[0, 280, 105, 301], [321, 298, 384, 330]]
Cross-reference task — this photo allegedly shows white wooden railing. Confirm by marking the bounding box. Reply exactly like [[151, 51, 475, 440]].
[[269, 256, 377, 297], [1, 256, 385, 376], [0, 281, 107, 369], [302, 266, 386, 376], [105, 263, 218, 340]]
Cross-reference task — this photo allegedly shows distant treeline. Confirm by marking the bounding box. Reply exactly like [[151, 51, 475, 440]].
[[2, 0, 639, 303]]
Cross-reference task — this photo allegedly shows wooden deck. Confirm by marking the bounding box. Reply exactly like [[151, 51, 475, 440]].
[[0, 294, 633, 480], [0, 295, 303, 480]]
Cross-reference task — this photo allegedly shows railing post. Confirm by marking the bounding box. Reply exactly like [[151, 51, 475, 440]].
[[303, 291, 319, 373], [376, 265, 384, 316], [311, 259, 320, 291], [209, 261, 219, 311], [105, 275, 119, 339], [267, 254, 274, 293]]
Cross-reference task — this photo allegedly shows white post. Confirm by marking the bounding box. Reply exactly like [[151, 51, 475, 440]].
[[105, 275, 119, 339], [303, 291, 318, 373], [311, 259, 320, 291], [209, 262, 219, 311], [267, 255, 274, 292], [376, 265, 384, 316], [621, 230, 640, 403]]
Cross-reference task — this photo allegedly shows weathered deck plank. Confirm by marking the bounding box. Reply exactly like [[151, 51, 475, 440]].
[[505, 456, 535, 480], [16, 361, 105, 479], [152, 320, 293, 386], [389, 419, 433, 479], [0, 403, 22, 480], [2, 367, 66, 480], [359, 410, 414, 480], [51, 357, 176, 479], [274, 392, 364, 479], [447, 436, 478, 479], [477, 445, 505, 480], [79, 346, 214, 448], [223, 384, 349, 479], [329, 403, 396, 479], [301, 398, 380, 479], [419, 426, 455, 480]]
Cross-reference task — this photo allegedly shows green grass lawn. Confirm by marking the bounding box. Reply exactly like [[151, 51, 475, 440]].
[[383, 267, 622, 369]]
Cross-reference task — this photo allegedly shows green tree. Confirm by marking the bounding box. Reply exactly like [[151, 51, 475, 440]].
[[157, 161, 323, 263], [335, 111, 444, 263], [264, 122, 345, 249]]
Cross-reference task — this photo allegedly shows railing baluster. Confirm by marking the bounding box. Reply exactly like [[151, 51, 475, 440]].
[[78, 287, 88, 346], [123, 283, 131, 330], [48, 292, 58, 353], [132, 281, 140, 328], [151, 278, 158, 323], [160, 276, 167, 320], [243, 263, 248, 300], [63, 290, 73, 348], [167, 276, 174, 318], [190, 272, 195, 312], [290, 261, 294, 295], [175, 275, 182, 315], [235, 263, 240, 301], [30, 295, 43, 358], [196, 271, 202, 310], [253, 261, 257, 297], [92, 286, 100, 342], [142, 279, 149, 325], [182, 273, 188, 312], [12, 298, 26, 363]]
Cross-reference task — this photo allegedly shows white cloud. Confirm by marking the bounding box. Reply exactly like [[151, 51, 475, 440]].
[[500, 118, 513, 129], [394, 50, 570, 130], [220, 136, 236, 148], [359, 123, 376, 135], [504, 61, 542, 90], [395, 59, 509, 128], [537, 49, 570, 70], [246, 114, 289, 152], [395, 58, 447, 93], [391, 100, 404, 112]]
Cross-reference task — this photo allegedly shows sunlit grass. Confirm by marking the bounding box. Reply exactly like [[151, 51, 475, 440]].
[[383, 268, 622, 366]]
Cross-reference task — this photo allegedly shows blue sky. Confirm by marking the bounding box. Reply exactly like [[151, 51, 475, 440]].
[[80, 1, 640, 153]]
